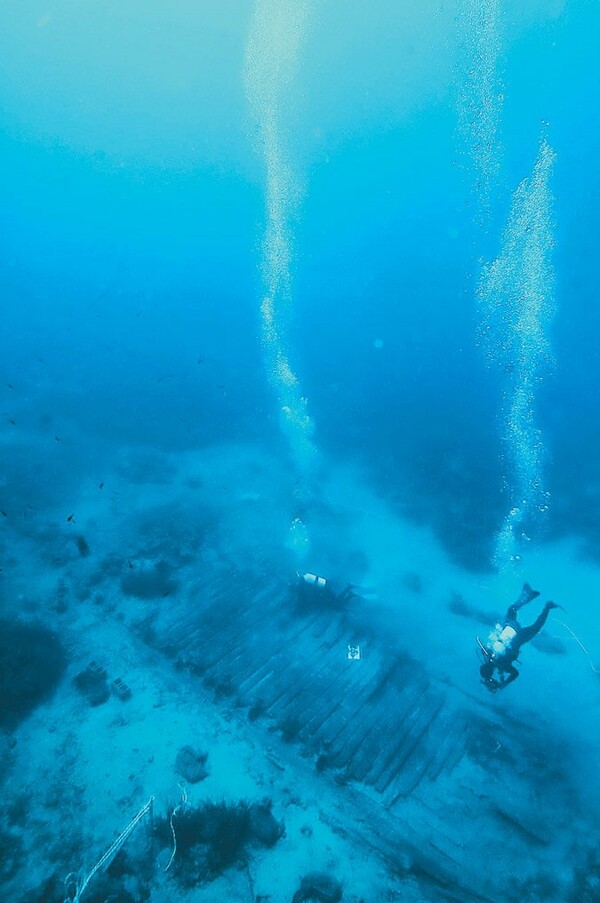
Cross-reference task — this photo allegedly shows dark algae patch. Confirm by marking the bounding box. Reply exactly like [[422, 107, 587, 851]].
[[0, 618, 66, 728]]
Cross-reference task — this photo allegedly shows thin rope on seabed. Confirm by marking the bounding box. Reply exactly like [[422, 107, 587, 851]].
[[165, 784, 188, 873], [551, 617, 600, 674]]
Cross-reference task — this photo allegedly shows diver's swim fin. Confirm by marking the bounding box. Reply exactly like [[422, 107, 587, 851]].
[[517, 582, 540, 607]]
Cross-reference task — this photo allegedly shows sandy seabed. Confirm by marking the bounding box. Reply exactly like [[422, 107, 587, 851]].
[[1, 439, 599, 902]]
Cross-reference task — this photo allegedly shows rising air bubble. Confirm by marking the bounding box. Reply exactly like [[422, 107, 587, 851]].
[[244, 0, 316, 478], [458, 0, 503, 226], [245, 0, 316, 559], [477, 138, 557, 569]]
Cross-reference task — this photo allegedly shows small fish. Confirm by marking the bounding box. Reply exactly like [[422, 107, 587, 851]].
[[98, 481, 105, 489], [1, 510, 7, 517], [67, 513, 75, 523], [54, 436, 61, 442]]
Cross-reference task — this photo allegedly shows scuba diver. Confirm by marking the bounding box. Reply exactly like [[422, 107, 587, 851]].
[[478, 583, 560, 692], [294, 572, 357, 610]]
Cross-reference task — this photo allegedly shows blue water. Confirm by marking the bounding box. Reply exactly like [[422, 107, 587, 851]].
[[1, 2, 599, 901], [2, 1, 598, 568]]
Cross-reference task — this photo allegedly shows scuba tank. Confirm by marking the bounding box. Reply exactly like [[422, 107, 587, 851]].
[[486, 623, 517, 657], [299, 572, 328, 589]]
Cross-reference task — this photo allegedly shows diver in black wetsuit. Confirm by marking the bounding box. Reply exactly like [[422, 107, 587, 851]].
[[478, 583, 560, 692], [295, 572, 357, 609]]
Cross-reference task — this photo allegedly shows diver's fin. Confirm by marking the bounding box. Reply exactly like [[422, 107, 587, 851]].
[[518, 582, 540, 606]]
